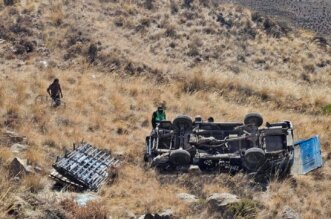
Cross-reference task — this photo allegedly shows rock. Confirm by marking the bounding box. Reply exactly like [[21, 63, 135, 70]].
[[75, 193, 99, 206], [37, 60, 49, 69], [138, 211, 172, 219], [138, 209, 173, 219], [9, 157, 32, 178], [34, 165, 43, 173], [188, 165, 200, 173], [282, 206, 300, 219], [159, 209, 173, 218], [1, 130, 27, 145], [207, 193, 240, 211], [176, 193, 199, 203], [10, 143, 28, 153], [138, 213, 153, 219], [126, 210, 136, 219]]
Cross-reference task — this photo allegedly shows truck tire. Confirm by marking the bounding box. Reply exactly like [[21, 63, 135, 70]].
[[172, 115, 193, 132], [169, 149, 191, 166], [243, 148, 266, 172], [244, 113, 263, 127]]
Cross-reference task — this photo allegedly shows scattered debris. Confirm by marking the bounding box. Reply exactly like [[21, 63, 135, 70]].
[[207, 193, 240, 211], [292, 135, 323, 175], [176, 193, 199, 203], [50, 143, 119, 191]]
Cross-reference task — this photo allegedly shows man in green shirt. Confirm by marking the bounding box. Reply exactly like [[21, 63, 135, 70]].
[[152, 106, 166, 128]]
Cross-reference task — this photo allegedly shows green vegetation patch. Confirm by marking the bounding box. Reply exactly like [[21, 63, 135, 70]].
[[322, 104, 331, 114], [228, 199, 258, 219]]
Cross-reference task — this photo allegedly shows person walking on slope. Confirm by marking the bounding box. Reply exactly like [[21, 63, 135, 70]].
[[152, 106, 166, 128], [47, 78, 63, 107]]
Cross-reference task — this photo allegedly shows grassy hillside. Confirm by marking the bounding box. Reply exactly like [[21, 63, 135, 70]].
[[0, 0, 330, 218], [219, 0, 331, 38]]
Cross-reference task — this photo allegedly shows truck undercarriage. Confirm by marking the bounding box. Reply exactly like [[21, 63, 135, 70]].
[[144, 113, 294, 176]]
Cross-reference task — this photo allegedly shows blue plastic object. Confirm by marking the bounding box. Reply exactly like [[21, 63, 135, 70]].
[[293, 135, 323, 174]]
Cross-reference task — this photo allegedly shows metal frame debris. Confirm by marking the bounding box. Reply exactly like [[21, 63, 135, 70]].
[[292, 135, 323, 174], [50, 143, 119, 191]]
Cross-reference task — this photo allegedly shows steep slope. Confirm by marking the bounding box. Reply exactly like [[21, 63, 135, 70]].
[[0, 1, 330, 218], [219, 0, 331, 38]]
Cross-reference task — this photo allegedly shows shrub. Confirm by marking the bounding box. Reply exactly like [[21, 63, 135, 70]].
[[216, 14, 233, 29], [4, 0, 14, 6], [228, 199, 257, 219], [199, 0, 211, 7], [114, 17, 124, 27], [0, 148, 13, 165], [183, 0, 193, 8], [3, 107, 20, 128], [322, 104, 331, 114], [165, 25, 177, 38], [187, 45, 199, 57], [144, 0, 154, 10], [304, 64, 315, 73], [251, 12, 263, 23], [170, 1, 179, 14], [43, 139, 57, 148]]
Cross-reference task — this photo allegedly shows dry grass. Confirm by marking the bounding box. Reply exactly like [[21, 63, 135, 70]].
[[0, 0, 330, 218], [61, 199, 108, 219], [0, 147, 13, 164], [22, 174, 46, 193]]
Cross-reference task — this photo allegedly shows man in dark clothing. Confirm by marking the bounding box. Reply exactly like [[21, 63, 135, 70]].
[[47, 78, 63, 107], [152, 106, 166, 128]]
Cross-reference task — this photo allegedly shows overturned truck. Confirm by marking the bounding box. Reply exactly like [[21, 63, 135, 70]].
[[144, 113, 294, 176]]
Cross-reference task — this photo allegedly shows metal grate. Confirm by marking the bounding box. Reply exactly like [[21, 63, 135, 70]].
[[50, 143, 119, 191]]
